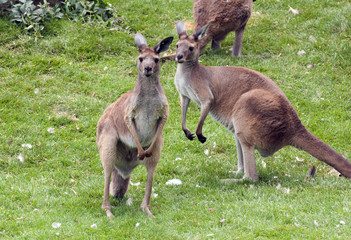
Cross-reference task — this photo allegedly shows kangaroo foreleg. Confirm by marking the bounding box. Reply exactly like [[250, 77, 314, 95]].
[[144, 104, 169, 157], [195, 98, 212, 143], [181, 95, 195, 140], [124, 107, 147, 160]]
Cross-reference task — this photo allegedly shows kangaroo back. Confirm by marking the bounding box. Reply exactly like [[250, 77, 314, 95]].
[[193, 0, 252, 56]]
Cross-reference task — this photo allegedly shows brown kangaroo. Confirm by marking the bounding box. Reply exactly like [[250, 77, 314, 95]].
[[96, 33, 173, 218], [174, 20, 351, 181], [193, 0, 252, 57]]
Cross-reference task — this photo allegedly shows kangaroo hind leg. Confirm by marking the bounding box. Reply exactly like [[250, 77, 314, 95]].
[[221, 140, 258, 182], [220, 131, 245, 183], [232, 27, 245, 57], [234, 135, 244, 175], [99, 132, 119, 218], [140, 136, 163, 218], [241, 142, 258, 182]]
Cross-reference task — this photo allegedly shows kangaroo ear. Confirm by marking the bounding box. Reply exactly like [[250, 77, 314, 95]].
[[153, 36, 174, 54], [193, 22, 211, 41], [135, 33, 148, 52], [176, 20, 187, 37]]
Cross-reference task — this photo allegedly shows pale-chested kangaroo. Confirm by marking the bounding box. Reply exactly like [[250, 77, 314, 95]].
[[174, 20, 351, 181], [96, 33, 173, 218]]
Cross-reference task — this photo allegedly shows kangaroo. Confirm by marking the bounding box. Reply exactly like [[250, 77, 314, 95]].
[[174, 20, 351, 181], [96, 33, 173, 218], [193, 0, 252, 57]]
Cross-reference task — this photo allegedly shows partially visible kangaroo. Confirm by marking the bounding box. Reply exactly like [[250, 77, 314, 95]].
[[174, 20, 351, 181], [193, 0, 252, 57], [96, 33, 173, 218]]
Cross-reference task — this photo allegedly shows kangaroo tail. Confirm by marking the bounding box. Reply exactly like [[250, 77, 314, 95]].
[[291, 129, 351, 178]]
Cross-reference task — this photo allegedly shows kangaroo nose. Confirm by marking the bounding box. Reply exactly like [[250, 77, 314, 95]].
[[144, 66, 152, 72], [176, 55, 183, 61]]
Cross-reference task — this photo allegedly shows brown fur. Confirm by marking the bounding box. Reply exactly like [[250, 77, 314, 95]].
[[193, 0, 252, 56], [96, 33, 173, 218], [174, 21, 351, 181]]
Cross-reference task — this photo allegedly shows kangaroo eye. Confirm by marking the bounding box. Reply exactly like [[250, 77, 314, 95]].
[[176, 44, 179, 49], [189, 47, 194, 51], [139, 57, 143, 62], [154, 58, 159, 63]]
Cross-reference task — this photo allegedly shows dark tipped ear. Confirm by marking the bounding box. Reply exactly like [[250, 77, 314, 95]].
[[193, 23, 211, 42], [176, 20, 187, 37], [153, 36, 174, 54], [135, 33, 148, 52]]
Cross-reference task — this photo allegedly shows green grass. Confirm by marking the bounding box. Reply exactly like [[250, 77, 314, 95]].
[[1, 0, 351, 239]]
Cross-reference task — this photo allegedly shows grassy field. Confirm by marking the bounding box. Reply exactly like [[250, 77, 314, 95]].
[[1, 0, 351, 239]]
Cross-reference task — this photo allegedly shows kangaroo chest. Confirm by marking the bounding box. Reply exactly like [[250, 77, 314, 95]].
[[175, 65, 236, 133], [175, 68, 201, 106], [133, 96, 164, 146]]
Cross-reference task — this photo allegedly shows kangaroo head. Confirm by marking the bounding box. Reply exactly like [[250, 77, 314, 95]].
[[175, 20, 210, 63], [135, 33, 173, 77]]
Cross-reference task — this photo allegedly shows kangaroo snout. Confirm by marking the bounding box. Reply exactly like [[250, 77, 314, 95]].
[[144, 66, 153, 76], [144, 66, 152, 72], [176, 54, 184, 63]]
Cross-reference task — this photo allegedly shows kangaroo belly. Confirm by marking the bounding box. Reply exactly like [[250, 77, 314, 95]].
[[118, 118, 157, 149], [210, 110, 235, 133], [135, 116, 158, 147]]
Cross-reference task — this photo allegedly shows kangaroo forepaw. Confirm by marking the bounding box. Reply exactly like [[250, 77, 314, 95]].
[[183, 129, 195, 141], [137, 151, 146, 160], [187, 134, 196, 141], [197, 134, 207, 143], [144, 149, 153, 158]]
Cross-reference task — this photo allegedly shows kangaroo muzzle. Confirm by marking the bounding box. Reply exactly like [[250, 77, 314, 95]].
[[176, 54, 184, 63], [144, 66, 153, 76]]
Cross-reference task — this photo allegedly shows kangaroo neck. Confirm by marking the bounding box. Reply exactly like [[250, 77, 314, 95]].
[[177, 59, 201, 75], [134, 73, 161, 95]]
